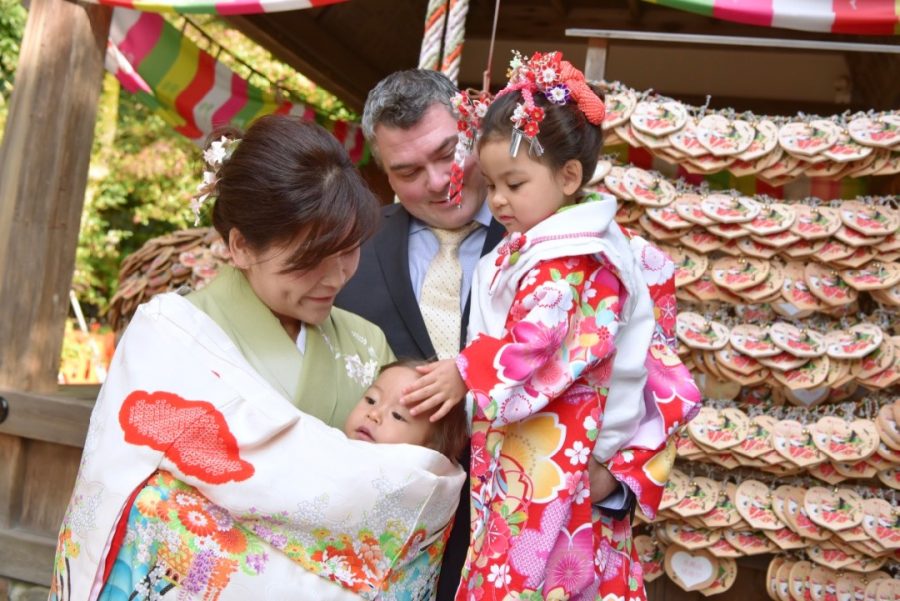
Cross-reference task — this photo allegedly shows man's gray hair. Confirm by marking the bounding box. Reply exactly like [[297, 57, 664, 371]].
[[362, 69, 459, 162]]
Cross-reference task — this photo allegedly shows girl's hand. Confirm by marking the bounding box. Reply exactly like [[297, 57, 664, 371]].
[[401, 359, 468, 422], [588, 457, 619, 504]]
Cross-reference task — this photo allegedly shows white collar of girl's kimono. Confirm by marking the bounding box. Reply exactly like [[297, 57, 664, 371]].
[[487, 192, 621, 294], [470, 191, 647, 343]]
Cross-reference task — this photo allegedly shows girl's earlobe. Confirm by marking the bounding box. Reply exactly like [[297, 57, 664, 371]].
[[562, 159, 583, 196]]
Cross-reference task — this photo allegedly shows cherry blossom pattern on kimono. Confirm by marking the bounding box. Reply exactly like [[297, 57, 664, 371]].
[[456, 254, 625, 600]]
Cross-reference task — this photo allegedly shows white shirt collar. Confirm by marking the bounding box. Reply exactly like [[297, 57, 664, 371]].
[[295, 323, 308, 355]]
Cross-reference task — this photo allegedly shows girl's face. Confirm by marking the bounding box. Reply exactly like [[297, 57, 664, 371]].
[[344, 366, 434, 447], [230, 229, 360, 338], [478, 137, 582, 234]]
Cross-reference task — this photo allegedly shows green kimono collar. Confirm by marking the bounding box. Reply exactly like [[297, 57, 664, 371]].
[[186, 265, 307, 406]]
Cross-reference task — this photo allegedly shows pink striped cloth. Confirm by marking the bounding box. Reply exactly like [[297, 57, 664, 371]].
[[645, 0, 900, 35], [105, 9, 367, 162]]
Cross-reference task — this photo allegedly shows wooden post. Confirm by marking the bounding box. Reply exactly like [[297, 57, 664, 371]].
[[584, 38, 609, 83], [0, 0, 111, 586], [0, 0, 112, 393]]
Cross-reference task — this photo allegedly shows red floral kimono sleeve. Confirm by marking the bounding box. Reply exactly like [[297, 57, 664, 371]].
[[457, 255, 623, 425]]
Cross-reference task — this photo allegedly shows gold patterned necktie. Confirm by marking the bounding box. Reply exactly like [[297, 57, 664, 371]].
[[420, 223, 479, 359]]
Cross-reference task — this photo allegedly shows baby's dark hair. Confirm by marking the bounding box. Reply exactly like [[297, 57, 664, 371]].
[[379, 359, 469, 462], [477, 86, 605, 189]]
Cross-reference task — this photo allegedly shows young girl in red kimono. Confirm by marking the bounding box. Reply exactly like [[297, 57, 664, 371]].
[[402, 51, 701, 601]]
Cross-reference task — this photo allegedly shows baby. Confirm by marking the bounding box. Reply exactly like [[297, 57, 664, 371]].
[[344, 360, 469, 461]]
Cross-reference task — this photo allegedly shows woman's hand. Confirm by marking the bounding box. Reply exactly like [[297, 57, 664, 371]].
[[588, 456, 619, 504], [401, 359, 468, 422]]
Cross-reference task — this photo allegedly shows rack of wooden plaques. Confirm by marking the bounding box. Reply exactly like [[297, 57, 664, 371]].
[[584, 83, 900, 599]]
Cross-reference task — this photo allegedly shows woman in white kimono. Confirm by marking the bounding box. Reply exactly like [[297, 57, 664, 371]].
[[50, 116, 465, 601]]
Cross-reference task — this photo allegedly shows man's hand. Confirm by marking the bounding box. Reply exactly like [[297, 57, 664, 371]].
[[588, 456, 619, 504], [401, 359, 468, 422]]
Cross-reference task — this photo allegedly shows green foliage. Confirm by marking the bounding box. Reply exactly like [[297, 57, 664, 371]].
[[74, 74, 198, 316], [0, 0, 26, 133], [0, 10, 354, 320]]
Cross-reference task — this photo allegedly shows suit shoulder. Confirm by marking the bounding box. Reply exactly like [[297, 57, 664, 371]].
[[378, 202, 408, 224]]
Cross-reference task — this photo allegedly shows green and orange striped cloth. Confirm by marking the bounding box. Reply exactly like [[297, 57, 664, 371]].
[[644, 0, 900, 35], [107, 9, 367, 162]]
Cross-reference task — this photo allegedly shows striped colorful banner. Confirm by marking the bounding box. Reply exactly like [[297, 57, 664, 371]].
[[644, 0, 900, 35], [90, 0, 345, 15], [105, 9, 368, 163], [605, 144, 868, 201]]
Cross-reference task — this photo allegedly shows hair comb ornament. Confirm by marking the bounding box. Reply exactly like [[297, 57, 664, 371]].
[[191, 135, 239, 225], [448, 90, 491, 207], [496, 51, 606, 158]]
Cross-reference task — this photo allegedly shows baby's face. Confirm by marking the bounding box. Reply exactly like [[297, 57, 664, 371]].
[[344, 366, 434, 446]]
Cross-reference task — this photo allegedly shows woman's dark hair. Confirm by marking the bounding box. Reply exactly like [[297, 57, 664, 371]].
[[380, 359, 470, 462], [209, 115, 380, 272], [477, 87, 605, 188]]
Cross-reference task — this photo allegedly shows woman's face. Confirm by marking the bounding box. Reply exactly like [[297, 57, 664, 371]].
[[231, 230, 360, 334]]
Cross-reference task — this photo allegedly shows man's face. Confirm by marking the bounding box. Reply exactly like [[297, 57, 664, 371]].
[[373, 103, 486, 230]]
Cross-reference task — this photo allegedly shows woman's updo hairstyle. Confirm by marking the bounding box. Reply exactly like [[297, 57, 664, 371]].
[[477, 84, 605, 189], [210, 115, 379, 272]]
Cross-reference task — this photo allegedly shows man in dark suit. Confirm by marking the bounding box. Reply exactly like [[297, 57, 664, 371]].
[[335, 69, 632, 600], [336, 69, 504, 361], [335, 70, 502, 600]]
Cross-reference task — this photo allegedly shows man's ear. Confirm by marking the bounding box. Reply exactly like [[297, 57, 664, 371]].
[[560, 159, 583, 196], [227, 228, 251, 269]]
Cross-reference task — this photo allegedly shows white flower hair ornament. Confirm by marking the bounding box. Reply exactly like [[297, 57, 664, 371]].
[[191, 135, 239, 225]]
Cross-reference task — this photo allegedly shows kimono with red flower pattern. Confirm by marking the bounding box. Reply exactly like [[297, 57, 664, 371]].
[[454, 195, 701, 601]]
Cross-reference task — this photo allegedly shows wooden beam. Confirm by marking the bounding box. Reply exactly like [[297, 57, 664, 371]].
[[584, 38, 608, 83], [550, 0, 568, 17], [567, 28, 900, 53], [0, 527, 55, 586], [0, 435, 25, 529], [0, 388, 94, 448], [228, 13, 382, 114], [627, 0, 642, 22], [846, 53, 900, 111], [0, 0, 112, 393]]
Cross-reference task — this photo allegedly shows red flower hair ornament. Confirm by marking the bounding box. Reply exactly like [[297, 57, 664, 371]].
[[446, 51, 604, 206], [497, 51, 606, 158], [448, 90, 490, 207]]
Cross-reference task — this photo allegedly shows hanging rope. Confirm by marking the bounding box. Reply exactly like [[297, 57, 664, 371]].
[[418, 0, 449, 70], [440, 0, 470, 85], [482, 0, 501, 92]]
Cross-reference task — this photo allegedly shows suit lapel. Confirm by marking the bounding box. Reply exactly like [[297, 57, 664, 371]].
[[375, 205, 436, 358], [482, 218, 507, 255]]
